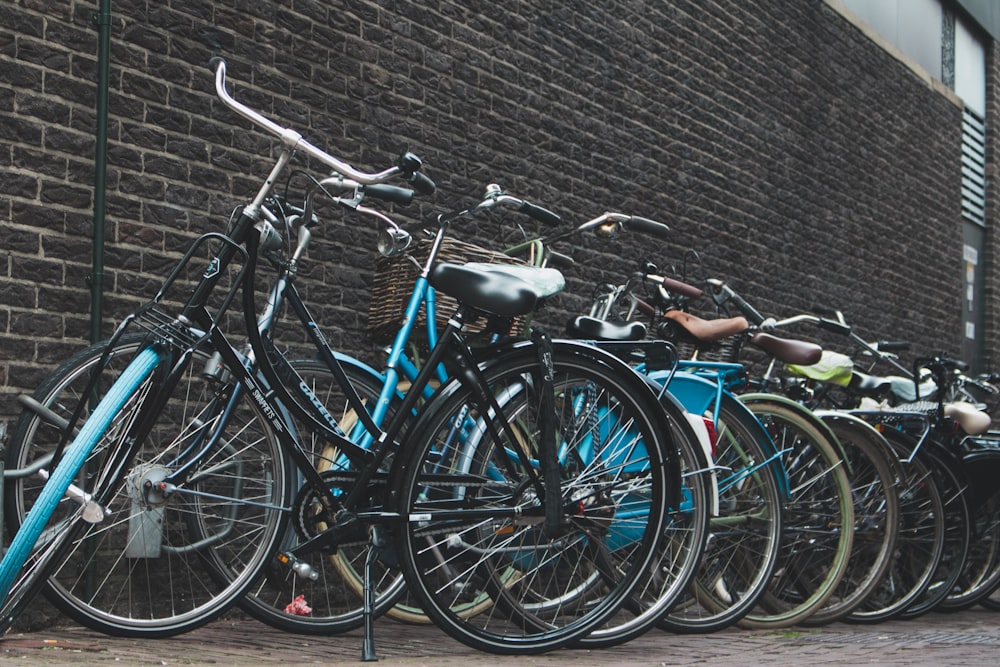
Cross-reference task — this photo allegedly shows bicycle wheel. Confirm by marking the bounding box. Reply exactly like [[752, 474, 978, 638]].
[[238, 358, 412, 633], [0, 345, 162, 631], [847, 427, 945, 623], [574, 388, 711, 648], [800, 412, 900, 625], [4, 335, 290, 637], [938, 491, 1000, 611], [659, 393, 784, 634], [897, 444, 970, 619], [392, 343, 674, 654], [737, 396, 854, 629]]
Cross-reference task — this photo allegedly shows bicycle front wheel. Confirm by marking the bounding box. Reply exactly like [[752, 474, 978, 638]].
[[4, 335, 290, 637], [392, 343, 674, 654], [0, 345, 162, 631], [847, 427, 944, 623], [575, 387, 711, 648], [659, 392, 784, 634], [800, 412, 900, 625]]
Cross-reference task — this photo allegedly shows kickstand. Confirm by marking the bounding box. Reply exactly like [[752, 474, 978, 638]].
[[361, 526, 387, 662]]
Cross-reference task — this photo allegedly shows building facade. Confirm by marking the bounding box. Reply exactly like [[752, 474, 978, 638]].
[[0, 0, 997, 427]]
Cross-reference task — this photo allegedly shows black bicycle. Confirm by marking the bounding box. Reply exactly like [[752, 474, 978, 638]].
[[0, 60, 684, 658]]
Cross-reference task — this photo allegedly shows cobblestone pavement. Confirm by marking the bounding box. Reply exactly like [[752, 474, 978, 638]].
[[2, 606, 1000, 666]]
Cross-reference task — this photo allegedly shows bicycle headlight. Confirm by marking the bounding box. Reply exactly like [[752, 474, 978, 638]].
[[377, 226, 412, 257], [595, 222, 620, 239], [255, 220, 283, 254]]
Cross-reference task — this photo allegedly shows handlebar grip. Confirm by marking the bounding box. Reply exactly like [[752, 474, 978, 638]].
[[944, 356, 969, 371], [209, 57, 226, 73], [634, 296, 656, 317], [407, 171, 436, 196], [728, 291, 765, 326], [817, 317, 852, 336], [875, 340, 910, 352], [628, 216, 670, 238], [519, 201, 561, 226], [812, 303, 838, 317], [658, 276, 703, 299], [363, 184, 414, 205]]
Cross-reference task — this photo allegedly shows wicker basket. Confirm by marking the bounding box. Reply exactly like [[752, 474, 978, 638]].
[[366, 237, 529, 345]]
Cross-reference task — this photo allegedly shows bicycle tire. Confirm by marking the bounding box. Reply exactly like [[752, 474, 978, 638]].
[[737, 396, 854, 629], [846, 427, 945, 623], [0, 345, 161, 631], [800, 412, 900, 625], [658, 392, 785, 634], [897, 443, 970, 619], [392, 342, 675, 653], [237, 358, 412, 633], [574, 386, 711, 648], [979, 574, 1000, 611], [3, 336, 290, 637], [938, 491, 1000, 611]]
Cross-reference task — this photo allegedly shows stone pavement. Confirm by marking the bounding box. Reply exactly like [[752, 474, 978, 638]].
[[2, 606, 1000, 666]]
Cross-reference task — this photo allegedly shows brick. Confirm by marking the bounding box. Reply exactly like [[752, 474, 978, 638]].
[[39, 180, 91, 208]]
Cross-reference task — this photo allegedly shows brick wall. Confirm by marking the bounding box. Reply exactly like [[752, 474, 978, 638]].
[[986, 39, 1000, 373], [0, 0, 978, 427]]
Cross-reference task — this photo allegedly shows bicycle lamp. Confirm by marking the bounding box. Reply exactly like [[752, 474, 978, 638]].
[[595, 221, 621, 238], [377, 225, 412, 257]]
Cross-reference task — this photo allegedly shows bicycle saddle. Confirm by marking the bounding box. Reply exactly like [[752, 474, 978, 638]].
[[786, 350, 854, 386], [662, 310, 749, 342], [565, 316, 647, 341], [429, 262, 563, 318], [851, 371, 937, 402], [943, 401, 992, 435], [462, 262, 566, 296], [750, 332, 822, 366]]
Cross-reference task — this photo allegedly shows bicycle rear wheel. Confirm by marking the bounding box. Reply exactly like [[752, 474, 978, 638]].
[[393, 343, 674, 653], [4, 335, 290, 637], [737, 396, 854, 629], [238, 358, 411, 633]]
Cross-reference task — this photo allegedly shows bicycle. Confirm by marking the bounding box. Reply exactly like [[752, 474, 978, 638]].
[[551, 263, 798, 632], [760, 309, 986, 620], [669, 278, 904, 625], [0, 59, 684, 657], [573, 265, 867, 628]]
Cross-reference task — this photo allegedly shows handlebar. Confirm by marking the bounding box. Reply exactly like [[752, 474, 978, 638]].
[[645, 274, 703, 299], [706, 279, 766, 326], [544, 212, 669, 245], [211, 58, 433, 191], [437, 183, 562, 227]]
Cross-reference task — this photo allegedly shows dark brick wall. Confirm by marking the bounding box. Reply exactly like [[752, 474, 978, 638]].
[[0, 0, 983, 425], [986, 39, 1000, 373]]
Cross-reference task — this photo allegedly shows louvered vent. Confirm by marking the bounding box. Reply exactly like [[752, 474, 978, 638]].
[[961, 108, 986, 226]]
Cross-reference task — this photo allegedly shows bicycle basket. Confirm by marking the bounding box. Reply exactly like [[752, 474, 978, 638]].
[[366, 237, 529, 345]]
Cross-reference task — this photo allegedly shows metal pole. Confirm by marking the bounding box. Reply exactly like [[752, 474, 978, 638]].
[[90, 0, 111, 344]]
